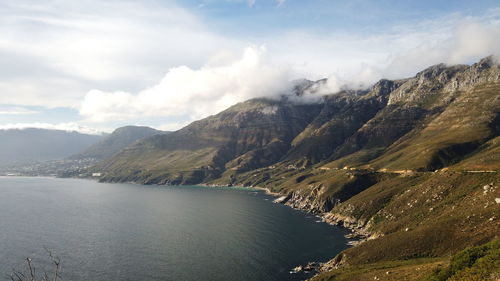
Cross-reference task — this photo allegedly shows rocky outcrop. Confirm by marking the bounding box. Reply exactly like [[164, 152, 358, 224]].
[[284, 189, 338, 214], [445, 56, 500, 93]]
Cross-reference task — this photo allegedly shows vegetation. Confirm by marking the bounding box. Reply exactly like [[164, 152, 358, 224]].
[[85, 57, 499, 279], [9, 251, 61, 281], [71, 125, 165, 160], [424, 239, 499, 281], [311, 258, 445, 281], [310, 240, 499, 281]]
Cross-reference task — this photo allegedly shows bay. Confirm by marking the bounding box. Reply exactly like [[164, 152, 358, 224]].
[[0, 177, 349, 281]]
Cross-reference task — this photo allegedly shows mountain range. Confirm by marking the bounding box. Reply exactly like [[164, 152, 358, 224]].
[[87, 56, 499, 280], [0, 128, 102, 167], [95, 56, 499, 183], [0, 126, 166, 176], [70, 125, 166, 161]]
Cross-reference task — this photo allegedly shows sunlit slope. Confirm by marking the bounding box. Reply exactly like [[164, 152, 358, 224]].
[[95, 99, 321, 184], [94, 57, 499, 184]]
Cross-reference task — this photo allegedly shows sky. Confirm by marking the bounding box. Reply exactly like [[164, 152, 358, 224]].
[[0, 0, 499, 134]]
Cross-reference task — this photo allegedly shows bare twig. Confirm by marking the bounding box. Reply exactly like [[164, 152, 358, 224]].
[[9, 249, 62, 281], [26, 258, 34, 281]]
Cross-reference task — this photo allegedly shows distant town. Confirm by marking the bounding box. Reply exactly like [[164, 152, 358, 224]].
[[0, 158, 98, 178]]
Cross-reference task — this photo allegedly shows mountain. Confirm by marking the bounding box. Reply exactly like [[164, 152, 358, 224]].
[[0, 128, 102, 167], [90, 57, 499, 280], [95, 57, 499, 180], [71, 125, 166, 160], [94, 99, 322, 184]]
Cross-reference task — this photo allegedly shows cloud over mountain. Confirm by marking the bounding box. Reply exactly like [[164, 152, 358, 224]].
[[80, 46, 291, 123], [1, 1, 499, 131], [79, 15, 500, 129], [0, 122, 102, 135]]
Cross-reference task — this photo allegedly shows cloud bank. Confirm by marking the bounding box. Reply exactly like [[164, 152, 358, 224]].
[[0, 123, 103, 135], [80, 46, 290, 123], [0, 107, 39, 115], [0, 0, 242, 108], [1, 1, 499, 131], [79, 17, 500, 129]]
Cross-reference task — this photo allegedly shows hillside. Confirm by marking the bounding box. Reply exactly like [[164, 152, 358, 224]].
[[94, 99, 323, 184], [90, 56, 500, 280], [0, 128, 102, 167], [95, 56, 499, 180], [71, 125, 166, 160]]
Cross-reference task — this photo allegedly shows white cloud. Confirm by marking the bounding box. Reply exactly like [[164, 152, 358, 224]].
[[157, 121, 192, 132], [0, 0, 242, 108], [374, 20, 500, 81], [1, 1, 499, 131], [0, 122, 103, 135], [0, 107, 38, 115], [276, 16, 500, 95], [448, 20, 500, 64], [295, 74, 342, 103], [80, 46, 291, 123], [78, 17, 500, 128]]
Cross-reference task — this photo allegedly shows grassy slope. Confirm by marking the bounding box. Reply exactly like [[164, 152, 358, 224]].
[[224, 168, 499, 267], [328, 172, 499, 265], [368, 83, 500, 171], [312, 239, 499, 281], [311, 258, 446, 281], [71, 126, 163, 160], [425, 239, 499, 281], [96, 99, 321, 184], [452, 136, 500, 170]]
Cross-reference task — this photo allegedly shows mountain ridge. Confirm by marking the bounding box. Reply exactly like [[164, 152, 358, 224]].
[[93, 56, 499, 182], [0, 128, 102, 168], [88, 56, 499, 280], [70, 125, 166, 161]]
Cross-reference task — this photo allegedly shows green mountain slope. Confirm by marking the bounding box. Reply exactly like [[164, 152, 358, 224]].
[[90, 57, 499, 280], [95, 99, 322, 184], [94, 57, 499, 183], [71, 125, 165, 160]]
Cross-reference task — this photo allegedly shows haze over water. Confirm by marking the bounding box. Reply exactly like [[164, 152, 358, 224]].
[[0, 177, 350, 281]]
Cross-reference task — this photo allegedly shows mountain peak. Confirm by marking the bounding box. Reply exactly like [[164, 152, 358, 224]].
[[71, 125, 166, 160], [415, 63, 447, 79], [473, 55, 498, 71], [93, 56, 499, 184]]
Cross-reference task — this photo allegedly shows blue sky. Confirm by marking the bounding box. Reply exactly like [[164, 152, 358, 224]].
[[0, 0, 499, 133], [188, 0, 497, 35]]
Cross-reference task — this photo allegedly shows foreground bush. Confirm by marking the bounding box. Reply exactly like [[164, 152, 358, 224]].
[[426, 239, 499, 281]]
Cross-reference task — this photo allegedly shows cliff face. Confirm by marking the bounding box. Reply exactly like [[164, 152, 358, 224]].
[[91, 57, 499, 278]]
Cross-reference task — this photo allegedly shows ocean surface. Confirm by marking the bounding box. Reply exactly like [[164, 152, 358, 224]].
[[0, 177, 350, 281]]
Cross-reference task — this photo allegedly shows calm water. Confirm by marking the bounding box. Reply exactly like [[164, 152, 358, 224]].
[[0, 177, 350, 281]]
